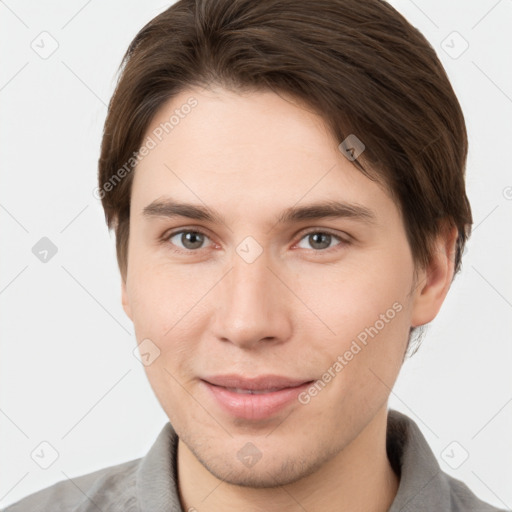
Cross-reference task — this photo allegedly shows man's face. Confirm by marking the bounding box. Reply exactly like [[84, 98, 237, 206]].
[[122, 86, 424, 486]]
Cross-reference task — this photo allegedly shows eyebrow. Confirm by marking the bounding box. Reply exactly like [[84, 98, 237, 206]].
[[142, 197, 377, 226]]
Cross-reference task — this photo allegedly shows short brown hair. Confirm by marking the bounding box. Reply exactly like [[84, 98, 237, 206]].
[[98, 0, 472, 286]]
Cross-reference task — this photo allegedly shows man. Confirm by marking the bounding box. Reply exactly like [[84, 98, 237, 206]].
[[4, 0, 506, 510]]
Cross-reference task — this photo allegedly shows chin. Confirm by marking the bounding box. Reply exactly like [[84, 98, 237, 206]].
[[188, 440, 334, 489]]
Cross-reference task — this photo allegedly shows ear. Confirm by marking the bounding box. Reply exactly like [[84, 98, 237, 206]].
[[121, 276, 133, 321], [410, 223, 458, 327]]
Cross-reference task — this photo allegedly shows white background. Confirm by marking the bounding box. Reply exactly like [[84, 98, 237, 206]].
[[0, 0, 511, 509]]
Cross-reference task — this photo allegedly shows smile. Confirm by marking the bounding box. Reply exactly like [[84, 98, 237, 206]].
[[201, 375, 313, 421]]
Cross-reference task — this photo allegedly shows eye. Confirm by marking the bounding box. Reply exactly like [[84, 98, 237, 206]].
[[165, 229, 213, 251], [296, 230, 346, 251], [162, 228, 348, 253]]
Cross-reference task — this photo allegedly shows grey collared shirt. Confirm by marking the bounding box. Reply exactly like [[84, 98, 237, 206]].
[[2, 409, 507, 511]]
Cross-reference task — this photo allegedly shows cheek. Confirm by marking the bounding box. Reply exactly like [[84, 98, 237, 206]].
[[127, 261, 223, 404], [128, 256, 206, 335], [291, 254, 413, 399], [127, 263, 209, 422], [295, 256, 412, 338]]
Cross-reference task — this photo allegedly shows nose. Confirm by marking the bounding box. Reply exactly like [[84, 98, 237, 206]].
[[210, 249, 293, 350]]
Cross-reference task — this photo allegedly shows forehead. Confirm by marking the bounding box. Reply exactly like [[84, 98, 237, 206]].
[[131, 86, 395, 221]]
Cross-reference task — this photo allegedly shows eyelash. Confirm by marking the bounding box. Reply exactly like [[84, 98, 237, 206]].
[[161, 227, 350, 254]]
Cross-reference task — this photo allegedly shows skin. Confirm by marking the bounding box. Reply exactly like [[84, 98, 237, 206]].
[[121, 85, 457, 511]]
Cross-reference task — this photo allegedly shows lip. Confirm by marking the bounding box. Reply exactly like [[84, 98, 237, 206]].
[[201, 374, 313, 421]]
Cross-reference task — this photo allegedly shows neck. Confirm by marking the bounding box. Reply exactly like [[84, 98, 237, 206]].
[[177, 405, 399, 512]]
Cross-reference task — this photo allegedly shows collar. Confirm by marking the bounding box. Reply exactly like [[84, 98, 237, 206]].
[[134, 409, 486, 511], [386, 408, 448, 511]]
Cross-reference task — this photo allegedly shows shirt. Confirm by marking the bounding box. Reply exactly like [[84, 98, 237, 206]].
[[2, 409, 507, 511]]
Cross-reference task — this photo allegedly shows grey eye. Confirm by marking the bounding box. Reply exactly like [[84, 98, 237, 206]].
[[169, 231, 208, 250], [297, 232, 339, 250]]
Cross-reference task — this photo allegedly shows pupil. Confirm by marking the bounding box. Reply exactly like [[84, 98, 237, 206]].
[[310, 233, 330, 249], [183, 232, 203, 249]]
